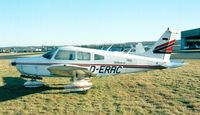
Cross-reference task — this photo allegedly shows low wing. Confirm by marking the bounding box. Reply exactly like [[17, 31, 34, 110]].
[[47, 64, 96, 77]]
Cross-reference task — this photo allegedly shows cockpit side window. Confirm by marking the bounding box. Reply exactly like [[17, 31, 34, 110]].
[[94, 54, 104, 60], [55, 50, 75, 60], [77, 51, 90, 60], [42, 49, 57, 59]]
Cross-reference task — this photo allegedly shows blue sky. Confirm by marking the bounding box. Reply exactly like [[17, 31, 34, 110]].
[[0, 0, 200, 47]]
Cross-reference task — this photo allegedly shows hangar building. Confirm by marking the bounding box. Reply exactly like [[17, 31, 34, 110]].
[[181, 28, 200, 49]]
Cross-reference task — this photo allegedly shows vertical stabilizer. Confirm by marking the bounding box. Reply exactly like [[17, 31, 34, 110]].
[[144, 28, 178, 62]]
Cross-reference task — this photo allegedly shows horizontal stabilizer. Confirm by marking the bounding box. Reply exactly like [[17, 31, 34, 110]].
[[162, 61, 187, 68]]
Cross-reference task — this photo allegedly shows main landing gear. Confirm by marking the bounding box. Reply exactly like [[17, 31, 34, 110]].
[[64, 78, 93, 92], [64, 71, 93, 92]]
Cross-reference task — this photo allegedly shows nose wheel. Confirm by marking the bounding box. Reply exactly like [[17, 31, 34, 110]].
[[21, 75, 44, 88], [24, 79, 44, 88]]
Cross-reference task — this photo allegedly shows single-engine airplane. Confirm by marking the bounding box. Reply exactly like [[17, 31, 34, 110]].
[[11, 28, 184, 92]]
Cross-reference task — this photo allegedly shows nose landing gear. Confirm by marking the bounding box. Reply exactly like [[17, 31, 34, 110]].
[[24, 79, 44, 88], [21, 74, 44, 88]]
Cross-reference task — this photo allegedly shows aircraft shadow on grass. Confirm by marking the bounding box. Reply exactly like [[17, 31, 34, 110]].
[[0, 77, 86, 102]]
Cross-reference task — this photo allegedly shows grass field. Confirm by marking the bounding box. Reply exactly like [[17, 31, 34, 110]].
[[0, 54, 200, 114]]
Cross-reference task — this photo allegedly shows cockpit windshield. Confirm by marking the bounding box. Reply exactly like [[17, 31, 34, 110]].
[[42, 49, 57, 59]]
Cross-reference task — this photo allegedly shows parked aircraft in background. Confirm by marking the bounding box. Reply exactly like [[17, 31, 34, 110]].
[[125, 43, 146, 54], [11, 28, 184, 92]]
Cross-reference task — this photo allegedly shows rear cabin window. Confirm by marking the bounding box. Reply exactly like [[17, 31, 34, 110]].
[[94, 54, 104, 60], [55, 50, 75, 60], [77, 52, 90, 60]]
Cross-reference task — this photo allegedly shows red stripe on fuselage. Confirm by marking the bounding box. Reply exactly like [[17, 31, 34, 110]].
[[71, 63, 161, 68], [14, 62, 166, 69]]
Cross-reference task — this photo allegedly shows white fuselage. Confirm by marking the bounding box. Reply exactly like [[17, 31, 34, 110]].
[[13, 46, 166, 77]]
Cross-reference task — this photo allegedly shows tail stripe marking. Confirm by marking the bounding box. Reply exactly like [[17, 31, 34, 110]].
[[153, 39, 176, 54], [154, 39, 176, 49]]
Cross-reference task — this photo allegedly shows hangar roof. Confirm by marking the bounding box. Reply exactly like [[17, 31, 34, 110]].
[[181, 28, 200, 38]]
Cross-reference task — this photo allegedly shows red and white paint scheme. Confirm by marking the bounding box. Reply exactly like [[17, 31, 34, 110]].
[[11, 28, 184, 92]]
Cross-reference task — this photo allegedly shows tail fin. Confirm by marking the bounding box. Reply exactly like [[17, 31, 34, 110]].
[[144, 28, 178, 62]]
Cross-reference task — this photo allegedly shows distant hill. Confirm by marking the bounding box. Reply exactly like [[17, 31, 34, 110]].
[[0, 40, 181, 53], [81, 39, 181, 51]]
